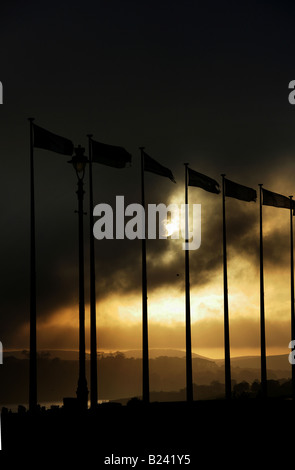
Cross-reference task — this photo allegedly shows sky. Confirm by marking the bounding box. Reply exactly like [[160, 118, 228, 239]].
[[1, 0, 295, 360]]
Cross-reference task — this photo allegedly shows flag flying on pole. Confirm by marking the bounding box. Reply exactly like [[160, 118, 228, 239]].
[[188, 167, 220, 194], [143, 151, 176, 183], [91, 139, 132, 168], [262, 188, 293, 209], [225, 178, 257, 202], [33, 124, 74, 155]]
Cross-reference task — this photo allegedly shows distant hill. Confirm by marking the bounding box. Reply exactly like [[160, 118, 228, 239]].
[[0, 349, 293, 405], [3, 348, 206, 361], [121, 348, 205, 359], [3, 349, 292, 373], [4, 349, 90, 361], [215, 354, 291, 373]]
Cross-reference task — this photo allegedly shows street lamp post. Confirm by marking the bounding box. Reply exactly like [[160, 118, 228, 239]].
[[69, 145, 89, 410]]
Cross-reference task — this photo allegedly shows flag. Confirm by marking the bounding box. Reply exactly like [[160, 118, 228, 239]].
[[143, 151, 176, 183], [188, 167, 220, 194], [225, 178, 257, 202], [33, 124, 74, 155], [91, 139, 132, 168], [262, 188, 293, 209]]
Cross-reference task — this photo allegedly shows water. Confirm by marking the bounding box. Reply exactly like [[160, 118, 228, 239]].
[[1, 400, 109, 413]]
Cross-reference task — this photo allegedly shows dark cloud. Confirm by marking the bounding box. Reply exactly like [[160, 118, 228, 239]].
[[1, 0, 295, 350]]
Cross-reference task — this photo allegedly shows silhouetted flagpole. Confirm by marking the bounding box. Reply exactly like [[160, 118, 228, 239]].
[[290, 196, 295, 400], [221, 174, 231, 400], [140, 147, 149, 404], [184, 163, 193, 402], [28, 117, 37, 411], [87, 135, 98, 409], [259, 184, 267, 398]]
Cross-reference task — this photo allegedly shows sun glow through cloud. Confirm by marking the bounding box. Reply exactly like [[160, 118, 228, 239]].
[[12, 186, 295, 360]]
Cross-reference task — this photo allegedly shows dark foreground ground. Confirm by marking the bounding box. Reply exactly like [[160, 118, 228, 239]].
[[1, 400, 293, 462]]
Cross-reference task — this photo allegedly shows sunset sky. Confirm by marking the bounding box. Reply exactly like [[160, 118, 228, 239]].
[[2, 0, 295, 361]]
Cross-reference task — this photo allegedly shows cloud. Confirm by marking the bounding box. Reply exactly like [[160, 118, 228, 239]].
[[10, 306, 291, 360], [2, 0, 295, 353]]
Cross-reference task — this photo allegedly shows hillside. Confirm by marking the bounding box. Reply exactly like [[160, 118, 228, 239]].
[[215, 354, 291, 374], [0, 349, 292, 407]]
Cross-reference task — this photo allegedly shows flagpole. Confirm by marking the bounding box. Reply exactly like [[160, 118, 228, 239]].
[[87, 134, 98, 409], [259, 184, 267, 399], [290, 196, 295, 400], [140, 147, 149, 404], [28, 117, 37, 412], [184, 163, 193, 402], [221, 174, 231, 400]]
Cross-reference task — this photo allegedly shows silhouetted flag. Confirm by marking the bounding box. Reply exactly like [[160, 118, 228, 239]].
[[143, 151, 176, 183], [262, 188, 293, 209], [188, 167, 220, 194], [225, 178, 257, 202], [33, 124, 74, 155], [91, 139, 131, 168]]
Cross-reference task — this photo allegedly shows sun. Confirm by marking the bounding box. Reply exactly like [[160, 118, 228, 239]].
[[162, 213, 181, 237], [164, 220, 179, 237]]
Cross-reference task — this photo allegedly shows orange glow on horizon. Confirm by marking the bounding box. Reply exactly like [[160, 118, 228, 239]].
[[10, 188, 295, 360]]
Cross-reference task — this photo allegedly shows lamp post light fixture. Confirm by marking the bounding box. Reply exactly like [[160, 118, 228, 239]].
[[70, 144, 88, 179], [68, 145, 89, 410]]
